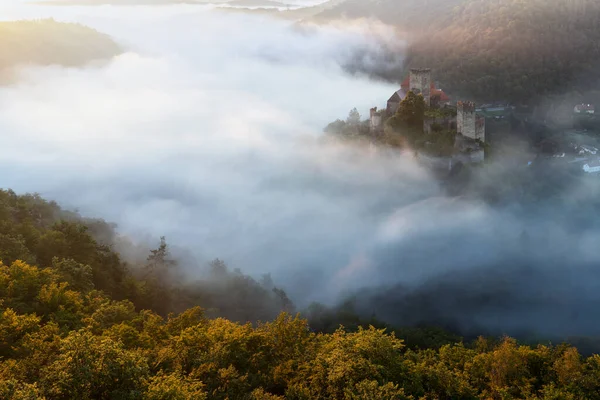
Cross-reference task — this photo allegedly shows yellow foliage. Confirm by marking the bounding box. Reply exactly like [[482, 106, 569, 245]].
[[145, 372, 207, 400]]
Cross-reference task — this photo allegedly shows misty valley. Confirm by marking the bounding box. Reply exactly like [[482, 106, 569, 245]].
[[3, 0, 600, 399]]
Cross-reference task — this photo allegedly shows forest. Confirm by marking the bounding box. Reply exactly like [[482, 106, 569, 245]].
[[405, 0, 600, 104], [0, 20, 121, 73], [314, 0, 600, 105], [2, 188, 600, 399]]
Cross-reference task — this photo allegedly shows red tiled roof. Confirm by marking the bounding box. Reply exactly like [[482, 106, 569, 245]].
[[401, 76, 410, 90], [434, 89, 450, 102], [400, 75, 450, 102]]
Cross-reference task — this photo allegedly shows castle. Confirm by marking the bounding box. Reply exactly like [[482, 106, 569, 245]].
[[386, 68, 450, 113], [370, 68, 486, 164], [455, 101, 486, 163]]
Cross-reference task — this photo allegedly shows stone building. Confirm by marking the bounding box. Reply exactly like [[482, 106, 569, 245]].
[[409, 68, 432, 106], [387, 69, 450, 114], [386, 89, 406, 115], [457, 101, 485, 141], [371, 67, 487, 164], [455, 101, 486, 163], [423, 116, 456, 134], [369, 107, 384, 135]]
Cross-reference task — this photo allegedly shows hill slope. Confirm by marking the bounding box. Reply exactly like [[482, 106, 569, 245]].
[[1, 189, 600, 398], [0, 19, 122, 71], [405, 0, 600, 103], [311, 0, 462, 30], [312, 0, 600, 104]]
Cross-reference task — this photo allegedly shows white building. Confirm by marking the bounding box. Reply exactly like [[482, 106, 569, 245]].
[[578, 145, 598, 155], [583, 160, 600, 173], [574, 104, 595, 114]]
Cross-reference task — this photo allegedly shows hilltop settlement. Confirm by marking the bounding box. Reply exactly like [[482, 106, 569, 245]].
[[326, 68, 600, 177], [326, 68, 488, 172]]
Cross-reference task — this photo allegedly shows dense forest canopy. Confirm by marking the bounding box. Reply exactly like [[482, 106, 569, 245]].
[[0, 19, 121, 72], [4, 180, 600, 395], [2, 189, 600, 398], [0, 189, 296, 320]]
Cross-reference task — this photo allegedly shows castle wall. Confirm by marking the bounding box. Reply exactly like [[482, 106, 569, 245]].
[[454, 149, 485, 164], [387, 100, 400, 115], [476, 115, 486, 142], [423, 117, 456, 134], [409, 68, 432, 106], [457, 101, 484, 141]]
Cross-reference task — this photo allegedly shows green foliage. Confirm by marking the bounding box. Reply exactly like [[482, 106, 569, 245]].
[[393, 91, 427, 129], [383, 91, 427, 147], [424, 107, 457, 119], [324, 108, 370, 139], [422, 129, 457, 156], [0, 189, 291, 323], [51, 258, 94, 293]]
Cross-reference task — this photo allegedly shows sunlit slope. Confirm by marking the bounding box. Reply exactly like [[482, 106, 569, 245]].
[[0, 19, 122, 70]]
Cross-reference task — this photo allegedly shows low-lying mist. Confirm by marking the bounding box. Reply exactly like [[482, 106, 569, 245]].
[[1, 2, 600, 341]]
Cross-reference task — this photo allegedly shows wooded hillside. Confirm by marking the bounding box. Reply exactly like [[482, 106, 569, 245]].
[[314, 0, 600, 104], [405, 0, 600, 103], [2, 189, 600, 398]]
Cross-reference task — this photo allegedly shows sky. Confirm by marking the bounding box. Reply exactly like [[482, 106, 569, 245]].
[[3, 1, 600, 339]]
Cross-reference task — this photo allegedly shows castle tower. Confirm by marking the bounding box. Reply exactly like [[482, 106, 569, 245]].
[[409, 68, 432, 106], [457, 101, 485, 142], [369, 107, 383, 135]]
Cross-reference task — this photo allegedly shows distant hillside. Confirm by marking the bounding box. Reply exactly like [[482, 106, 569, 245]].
[[0, 19, 121, 71], [217, 0, 346, 21], [310, 0, 600, 105], [310, 0, 462, 31], [405, 0, 600, 104], [227, 0, 290, 7]]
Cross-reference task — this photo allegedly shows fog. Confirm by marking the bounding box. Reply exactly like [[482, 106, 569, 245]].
[[0, 3, 409, 300], [2, 2, 600, 340]]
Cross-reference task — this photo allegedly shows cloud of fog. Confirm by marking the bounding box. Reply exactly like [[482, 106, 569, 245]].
[[2, 3, 600, 340], [0, 4, 409, 298]]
